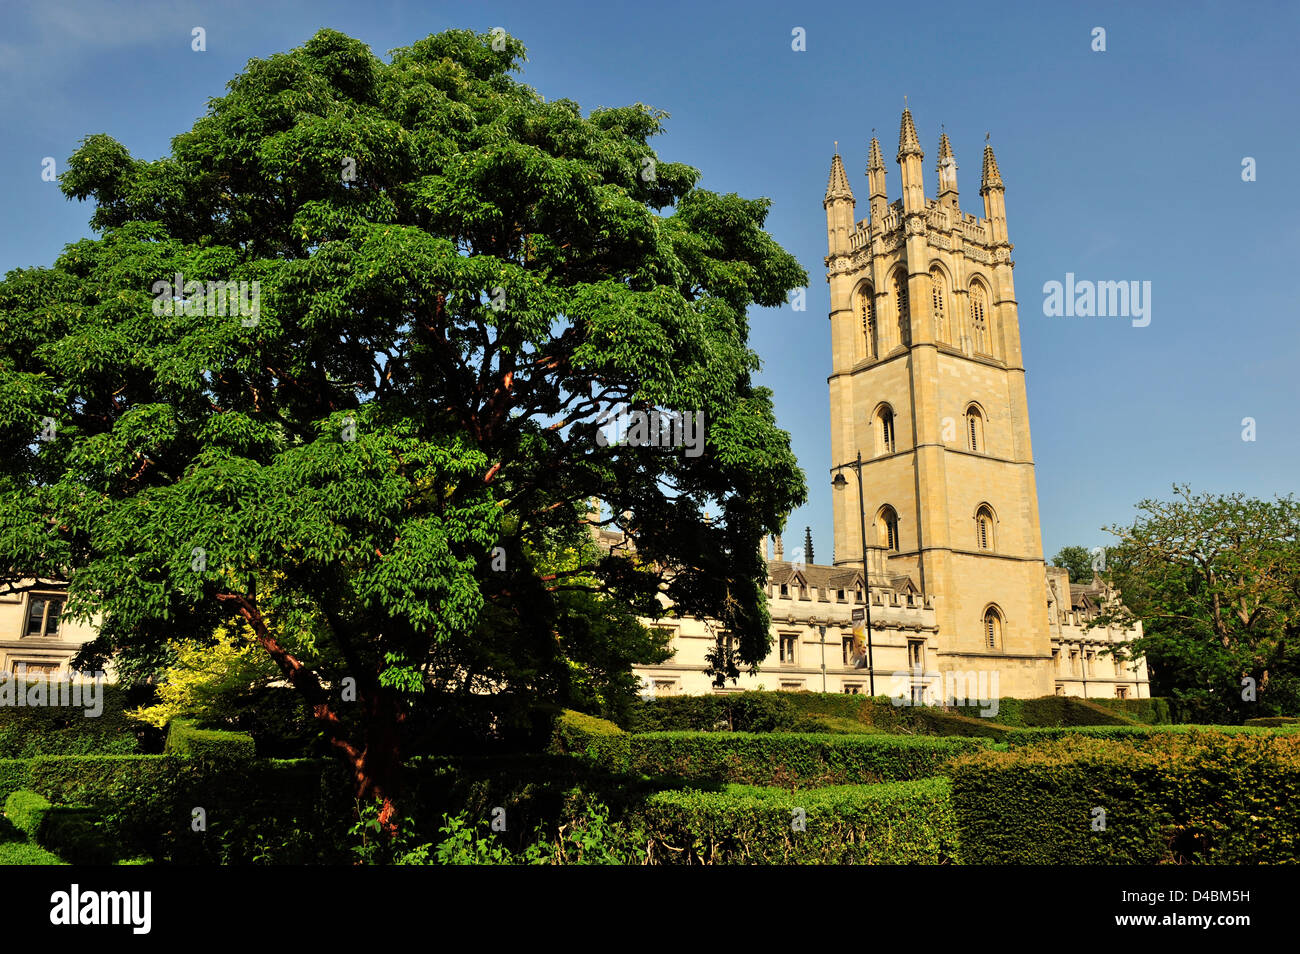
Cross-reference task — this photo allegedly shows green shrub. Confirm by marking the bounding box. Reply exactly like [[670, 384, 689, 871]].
[[0, 760, 31, 802], [548, 710, 630, 772], [0, 683, 143, 757], [164, 719, 256, 762], [952, 732, 1300, 864], [0, 840, 65, 865], [1088, 697, 1173, 725], [37, 806, 118, 865], [1244, 716, 1300, 727], [4, 790, 51, 837], [1002, 723, 1300, 747], [626, 693, 799, 732], [628, 732, 986, 786], [637, 779, 958, 864]]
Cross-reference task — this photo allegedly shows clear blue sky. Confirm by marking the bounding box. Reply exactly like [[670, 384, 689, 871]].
[[3, 0, 1297, 562]]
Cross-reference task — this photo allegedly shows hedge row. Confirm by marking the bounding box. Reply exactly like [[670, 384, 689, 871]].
[[0, 682, 143, 757], [952, 695, 1139, 728], [1087, 697, 1173, 725], [627, 732, 986, 786], [627, 691, 1012, 738], [637, 779, 958, 864], [0, 753, 354, 864], [952, 732, 1300, 863], [164, 720, 257, 762], [1001, 723, 1300, 747]]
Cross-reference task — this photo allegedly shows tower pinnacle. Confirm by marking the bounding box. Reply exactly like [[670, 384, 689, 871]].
[[824, 151, 854, 205], [897, 107, 923, 162]]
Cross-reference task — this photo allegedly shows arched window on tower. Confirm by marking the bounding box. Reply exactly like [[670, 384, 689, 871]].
[[966, 404, 985, 453], [976, 505, 996, 551], [893, 270, 911, 348], [876, 405, 895, 456], [984, 606, 1003, 651], [930, 268, 947, 343], [859, 284, 877, 359], [877, 505, 900, 552], [970, 282, 990, 355]]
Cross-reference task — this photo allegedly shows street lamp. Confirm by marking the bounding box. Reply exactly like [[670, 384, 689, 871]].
[[832, 451, 875, 696]]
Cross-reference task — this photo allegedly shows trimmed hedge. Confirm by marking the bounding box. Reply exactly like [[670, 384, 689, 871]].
[[953, 695, 1139, 728], [1089, 697, 1173, 725], [628, 691, 1012, 738], [4, 790, 51, 837], [548, 710, 631, 772], [164, 720, 256, 762], [1002, 723, 1300, 747], [627, 732, 986, 786], [626, 693, 799, 732], [952, 732, 1300, 863], [0, 760, 31, 802], [1245, 716, 1300, 727], [638, 779, 958, 864], [0, 682, 142, 757]]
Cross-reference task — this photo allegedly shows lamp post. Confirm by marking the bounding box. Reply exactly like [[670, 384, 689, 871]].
[[832, 452, 875, 696]]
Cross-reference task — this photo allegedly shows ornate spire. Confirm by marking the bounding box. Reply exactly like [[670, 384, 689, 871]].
[[897, 107, 923, 161], [824, 150, 854, 204], [980, 140, 1004, 195], [867, 135, 885, 173]]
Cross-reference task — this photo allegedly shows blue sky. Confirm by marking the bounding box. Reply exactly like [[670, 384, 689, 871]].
[[2, 0, 1297, 562]]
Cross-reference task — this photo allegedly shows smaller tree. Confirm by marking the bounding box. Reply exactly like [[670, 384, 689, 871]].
[[1052, 545, 1096, 583]]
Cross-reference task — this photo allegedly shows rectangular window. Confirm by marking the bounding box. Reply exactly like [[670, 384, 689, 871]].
[[779, 634, 798, 665], [780, 681, 803, 692], [843, 684, 861, 695], [1055, 684, 1065, 696], [653, 680, 676, 697], [908, 639, 924, 668], [836, 589, 845, 602], [1115, 686, 1128, 699], [24, 595, 65, 637], [842, 637, 855, 666]]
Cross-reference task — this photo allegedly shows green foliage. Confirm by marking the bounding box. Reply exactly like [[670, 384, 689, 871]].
[[0, 26, 809, 792], [164, 719, 256, 762], [629, 690, 1010, 737], [1086, 697, 1173, 725], [0, 683, 141, 757], [1096, 486, 1300, 721], [1245, 716, 1300, 726], [1001, 723, 1300, 747], [1051, 545, 1097, 583], [0, 760, 31, 801], [548, 709, 630, 772], [953, 695, 1138, 728], [627, 732, 986, 787], [637, 779, 958, 864], [4, 790, 51, 837], [0, 840, 65, 865], [951, 732, 1300, 864]]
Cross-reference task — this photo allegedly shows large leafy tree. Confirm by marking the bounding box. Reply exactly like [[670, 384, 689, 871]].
[[1094, 485, 1300, 722], [0, 29, 806, 828]]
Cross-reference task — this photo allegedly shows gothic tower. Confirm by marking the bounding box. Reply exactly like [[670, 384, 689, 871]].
[[823, 109, 1053, 697]]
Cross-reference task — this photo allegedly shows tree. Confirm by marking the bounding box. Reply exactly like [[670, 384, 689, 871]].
[[1093, 485, 1300, 722], [0, 29, 807, 831], [1051, 545, 1095, 583]]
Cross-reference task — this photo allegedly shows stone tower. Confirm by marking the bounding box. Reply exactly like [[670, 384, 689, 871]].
[[823, 108, 1053, 697]]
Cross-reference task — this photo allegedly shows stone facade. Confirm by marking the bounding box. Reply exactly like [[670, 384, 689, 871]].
[[0, 580, 102, 680], [633, 109, 1149, 701]]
